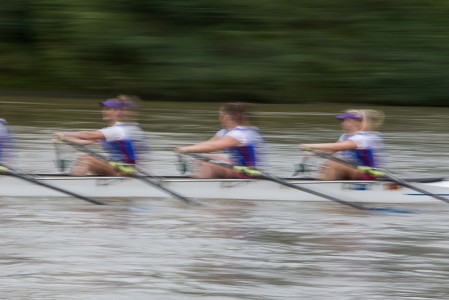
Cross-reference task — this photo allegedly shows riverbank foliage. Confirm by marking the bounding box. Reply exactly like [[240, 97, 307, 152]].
[[1, 1, 448, 105]]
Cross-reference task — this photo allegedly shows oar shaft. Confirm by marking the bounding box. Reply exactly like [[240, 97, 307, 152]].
[[61, 140, 197, 205], [133, 175, 197, 205], [312, 151, 449, 204], [384, 174, 449, 204], [3, 169, 106, 205], [262, 173, 370, 210], [188, 153, 381, 211]]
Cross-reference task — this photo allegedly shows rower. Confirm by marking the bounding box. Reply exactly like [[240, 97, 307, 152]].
[[299, 109, 386, 180], [0, 117, 17, 166], [116, 94, 151, 170], [54, 99, 137, 176], [175, 102, 268, 178]]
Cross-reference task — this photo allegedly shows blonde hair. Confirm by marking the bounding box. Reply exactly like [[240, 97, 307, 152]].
[[342, 109, 385, 131], [116, 94, 141, 110]]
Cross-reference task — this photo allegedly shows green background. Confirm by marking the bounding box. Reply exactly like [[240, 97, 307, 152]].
[[1, 1, 448, 105]]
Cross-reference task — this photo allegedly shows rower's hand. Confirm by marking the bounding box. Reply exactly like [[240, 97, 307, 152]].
[[298, 144, 313, 151], [175, 147, 186, 154], [298, 146, 317, 158], [53, 132, 65, 141], [53, 132, 75, 143]]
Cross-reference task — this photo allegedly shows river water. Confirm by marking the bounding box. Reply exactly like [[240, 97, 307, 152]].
[[1, 96, 449, 299]]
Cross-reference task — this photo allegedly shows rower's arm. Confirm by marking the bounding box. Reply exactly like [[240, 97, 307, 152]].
[[55, 131, 105, 145], [177, 136, 239, 154], [299, 140, 357, 152]]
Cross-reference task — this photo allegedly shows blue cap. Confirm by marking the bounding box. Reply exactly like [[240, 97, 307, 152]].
[[336, 112, 362, 121], [100, 99, 122, 110]]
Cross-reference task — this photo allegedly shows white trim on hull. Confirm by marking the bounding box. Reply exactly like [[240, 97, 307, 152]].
[[1, 175, 449, 204]]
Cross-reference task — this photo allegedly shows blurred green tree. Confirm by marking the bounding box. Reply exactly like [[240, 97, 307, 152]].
[[0, 0, 448, 105]]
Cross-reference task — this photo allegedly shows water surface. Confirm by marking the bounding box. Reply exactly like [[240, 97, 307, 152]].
[[1, 96, 449, 299]]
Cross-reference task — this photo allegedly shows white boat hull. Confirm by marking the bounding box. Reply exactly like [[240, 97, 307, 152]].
[[1, 175, 449, 204]]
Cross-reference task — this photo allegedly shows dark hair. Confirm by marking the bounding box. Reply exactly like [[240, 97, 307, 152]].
[[221, 102, 253, 124]]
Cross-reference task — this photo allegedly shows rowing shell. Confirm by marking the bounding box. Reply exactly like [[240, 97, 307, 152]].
[[1, 174, 449, 204]]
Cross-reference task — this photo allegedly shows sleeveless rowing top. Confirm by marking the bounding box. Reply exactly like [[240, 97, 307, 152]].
[[122, 122, 151, 163], [338, 131, 386, 168], [99, 123, 137, 164], [216, 126, 267, 168], [0, 118, 16, 163]]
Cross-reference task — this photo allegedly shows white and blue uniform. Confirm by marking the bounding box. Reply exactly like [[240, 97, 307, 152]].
[[0, 118, 16, 164], [338, 131, 386, 168], [122, 122, 151, 167], [98, 122, 136, 164], [216, 126, 267, 168]]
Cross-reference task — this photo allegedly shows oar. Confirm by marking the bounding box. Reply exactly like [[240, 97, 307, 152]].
[[310, 150, 449, 205], [0, 164, 107, 205], [186, 153, 409, 213], [0, 164, 151, 212], [59, 140, 198, 205]]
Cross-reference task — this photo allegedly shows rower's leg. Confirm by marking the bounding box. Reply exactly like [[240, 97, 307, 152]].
[[69, 153, 91, 176], [320, 161, 354, 180], [70, 154, 120, 176], [321, 161, 372, 180], [191, 154, 239, 179]]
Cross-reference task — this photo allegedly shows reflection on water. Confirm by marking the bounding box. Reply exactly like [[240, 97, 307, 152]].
[[1, 96, 449, 299], [3, 198, 449, 299]]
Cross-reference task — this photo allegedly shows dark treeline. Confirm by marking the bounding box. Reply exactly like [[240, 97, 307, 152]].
[[1, 1, 449, 105]]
